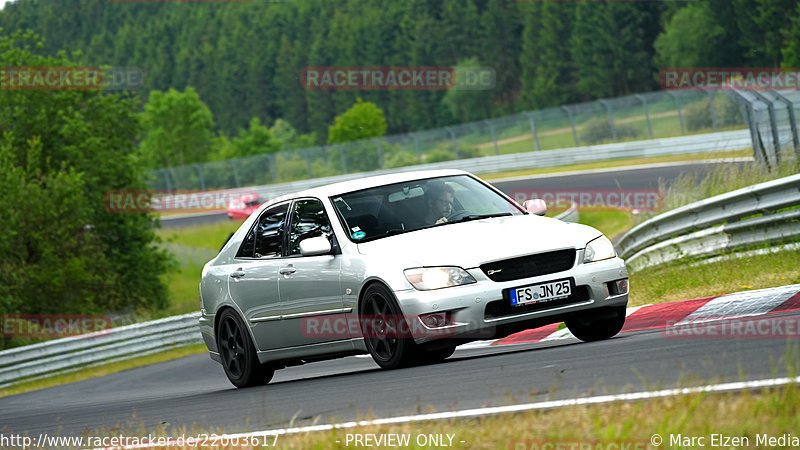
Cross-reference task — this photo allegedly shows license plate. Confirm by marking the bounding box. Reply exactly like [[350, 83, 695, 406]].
[[509, 279, 571, 306]]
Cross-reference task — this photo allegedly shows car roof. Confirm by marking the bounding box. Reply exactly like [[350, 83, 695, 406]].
[[265, 169, 473, 206]]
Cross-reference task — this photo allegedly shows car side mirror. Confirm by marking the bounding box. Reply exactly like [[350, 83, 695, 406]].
[[522, 199, 547, 216], [299, 236, 332, 256]]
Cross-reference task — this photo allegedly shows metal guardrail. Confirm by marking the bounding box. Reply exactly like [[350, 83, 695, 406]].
[[618, 174, 800, 272], [0, 312, 202, 388], [162, 129, 751, 222]]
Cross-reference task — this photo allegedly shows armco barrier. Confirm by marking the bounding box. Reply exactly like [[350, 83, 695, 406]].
[[0, 313, 201, 387], [617, 173, 800, 271], [162, 129, 751, 220]]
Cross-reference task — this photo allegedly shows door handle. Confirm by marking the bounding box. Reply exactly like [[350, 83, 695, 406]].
[[230, 268, 246, 279], [279, 265, 296, 275]]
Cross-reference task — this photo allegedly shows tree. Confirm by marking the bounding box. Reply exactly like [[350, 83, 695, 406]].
[[138, 86, 216, 169], [327, 98, 388, 144], [230, 117, 281, 158], [270, 119, 316, 151], [0, 30, 172, 343], [655, 3, 736, 69], [441, 57, 493, 123], [781, 3, 800, 67]]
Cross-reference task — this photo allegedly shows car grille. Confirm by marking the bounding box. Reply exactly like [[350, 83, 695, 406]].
[[480, 249, 576, 282], [484, 285, 591, 320]]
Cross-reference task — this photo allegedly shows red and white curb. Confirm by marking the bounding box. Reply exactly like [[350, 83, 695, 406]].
[[476, 284, 800, 347]]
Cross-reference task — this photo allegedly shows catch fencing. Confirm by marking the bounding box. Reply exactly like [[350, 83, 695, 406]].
[[148, 90, 750, 191]]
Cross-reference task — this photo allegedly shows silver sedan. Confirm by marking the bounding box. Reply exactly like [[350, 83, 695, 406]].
[[199, 169, 629, 387]]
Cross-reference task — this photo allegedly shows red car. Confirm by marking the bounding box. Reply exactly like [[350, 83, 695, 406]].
[[227, 194, 266, 220]]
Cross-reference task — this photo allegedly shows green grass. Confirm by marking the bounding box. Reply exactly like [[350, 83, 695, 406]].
[[158, 260, 205, 318], [578, 211, 635, 241], [156, 220, 243, 251], [0, 344, 208, 398]]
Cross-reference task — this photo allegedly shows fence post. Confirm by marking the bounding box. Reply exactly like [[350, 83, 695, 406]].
[[561, 106, 579, 146], [635, 94, 653, 138], [773, 91, 800, 157], [446, 127, 459, 159], [599, 99, 617, 140], [372, 138, 384, 168], [301, 149, 314, 178], [730, 90, 768, 170], [412, 134, 423, 163], [523, 112, 541, 151], [266, 154, 278, 182], [336, 144, 348, 173], [193, 164, 206, 190], [485, 120, 500, 156], [708, 92, 719, 131], [230, 159, 241, 188], [666, 91, 685, 134], [751, 91, 781, 167], [161, 169, 173, 193]]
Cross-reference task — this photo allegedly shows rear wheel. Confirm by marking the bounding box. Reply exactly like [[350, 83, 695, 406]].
[[361, 284, 417, 369], [565, 306, 626, 342], [217, 309, 274, 388]]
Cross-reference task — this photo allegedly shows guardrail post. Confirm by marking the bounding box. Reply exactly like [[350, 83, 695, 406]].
[[372, 138, 384, 168], [446, 127, 459, 159], [751, 91, 781, 167], [635, 94, 654, 138], [485, 120, 500, 155], [412, 134, 423, 163], [773, 91, 800, 157], [666, 91, 685, 134], [523, 112, 541, 151], [561, 106, 579, 146], [708, 92, 719, 131], [230, 159, 241, 188], [193, 164, 206, 190], [728, 90, 767, 169], [599, 100, 617, 140]]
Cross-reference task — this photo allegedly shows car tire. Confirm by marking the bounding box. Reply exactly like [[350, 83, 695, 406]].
[[565, 306, 626, 342], [360, 283, 417, 369], [217, 309, 274, 388]]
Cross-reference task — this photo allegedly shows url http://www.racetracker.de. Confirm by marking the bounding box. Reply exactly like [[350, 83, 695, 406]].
[[0, 432, 279, 448]]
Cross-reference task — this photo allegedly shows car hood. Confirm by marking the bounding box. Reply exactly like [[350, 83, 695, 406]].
[[356, 214, 602, 268]]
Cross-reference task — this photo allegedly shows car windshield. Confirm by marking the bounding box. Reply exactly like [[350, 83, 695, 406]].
[[331, 175, 523, 242]]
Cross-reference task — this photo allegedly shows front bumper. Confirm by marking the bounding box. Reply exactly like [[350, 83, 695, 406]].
[[393, 256, 629, 344]]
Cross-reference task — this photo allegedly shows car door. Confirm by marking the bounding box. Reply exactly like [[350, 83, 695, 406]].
[[227, 202, 293, 351], [278, 198, 346, 348]]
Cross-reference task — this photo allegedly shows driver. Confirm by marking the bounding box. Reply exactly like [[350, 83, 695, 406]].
[[423, 181, 455, 225]]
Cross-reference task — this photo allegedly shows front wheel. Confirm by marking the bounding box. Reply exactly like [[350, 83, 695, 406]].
[[217, 309, 274, 388], [361, 284, 417, 369], [565, 306, 626, 342]]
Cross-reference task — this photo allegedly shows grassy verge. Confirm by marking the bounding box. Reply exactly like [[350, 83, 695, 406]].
[[0, 344, 207, 398], [158, 260, 205, 318], [77, 374, 800, 448], [156, 220, 243, 251], [629, 247, 800, 307], [578, 210, 636, 241], [479, 149, 751, 181]]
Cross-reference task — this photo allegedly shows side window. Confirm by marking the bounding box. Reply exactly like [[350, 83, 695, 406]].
[[236, 203, 289, 258], [288, 199, 333, 256]]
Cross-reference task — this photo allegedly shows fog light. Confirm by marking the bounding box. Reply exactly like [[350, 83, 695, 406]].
[[420, 312, 448, 328], [614, 279, 629, 295]]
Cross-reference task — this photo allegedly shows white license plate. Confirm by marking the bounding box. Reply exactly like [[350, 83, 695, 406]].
[[509, 279, 571, 306]]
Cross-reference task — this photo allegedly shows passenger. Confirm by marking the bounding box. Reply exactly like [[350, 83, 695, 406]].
[[423, 182, 455, 225]]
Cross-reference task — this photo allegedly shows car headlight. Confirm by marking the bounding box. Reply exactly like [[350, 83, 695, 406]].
[[584, 236, 616, 263], [404, 267, 477, 291]]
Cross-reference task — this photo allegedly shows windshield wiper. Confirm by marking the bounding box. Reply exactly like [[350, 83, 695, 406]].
[[449, 212, 513, 224]]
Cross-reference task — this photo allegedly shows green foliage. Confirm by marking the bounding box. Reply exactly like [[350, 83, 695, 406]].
[[138, 87, 216, 169], [425, 149, 456, 163], [654, 3, 729, 69], [327, 99, 388, 145], [441, 57, 492, 123], [229, 117, 281, 158], [580, 118, 639, 145], [384, 151, 419, 169], [684, 96, 745, 132], [0, 31, 172, 348]]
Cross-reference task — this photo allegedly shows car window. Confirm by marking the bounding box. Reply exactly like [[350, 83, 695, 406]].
[[236, 203, 289, 258], [287, 199, 333, 256]]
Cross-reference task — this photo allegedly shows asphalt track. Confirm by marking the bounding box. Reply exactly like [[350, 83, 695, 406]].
[[1, 308, 798, 438], [160, 160, 743, 228]]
